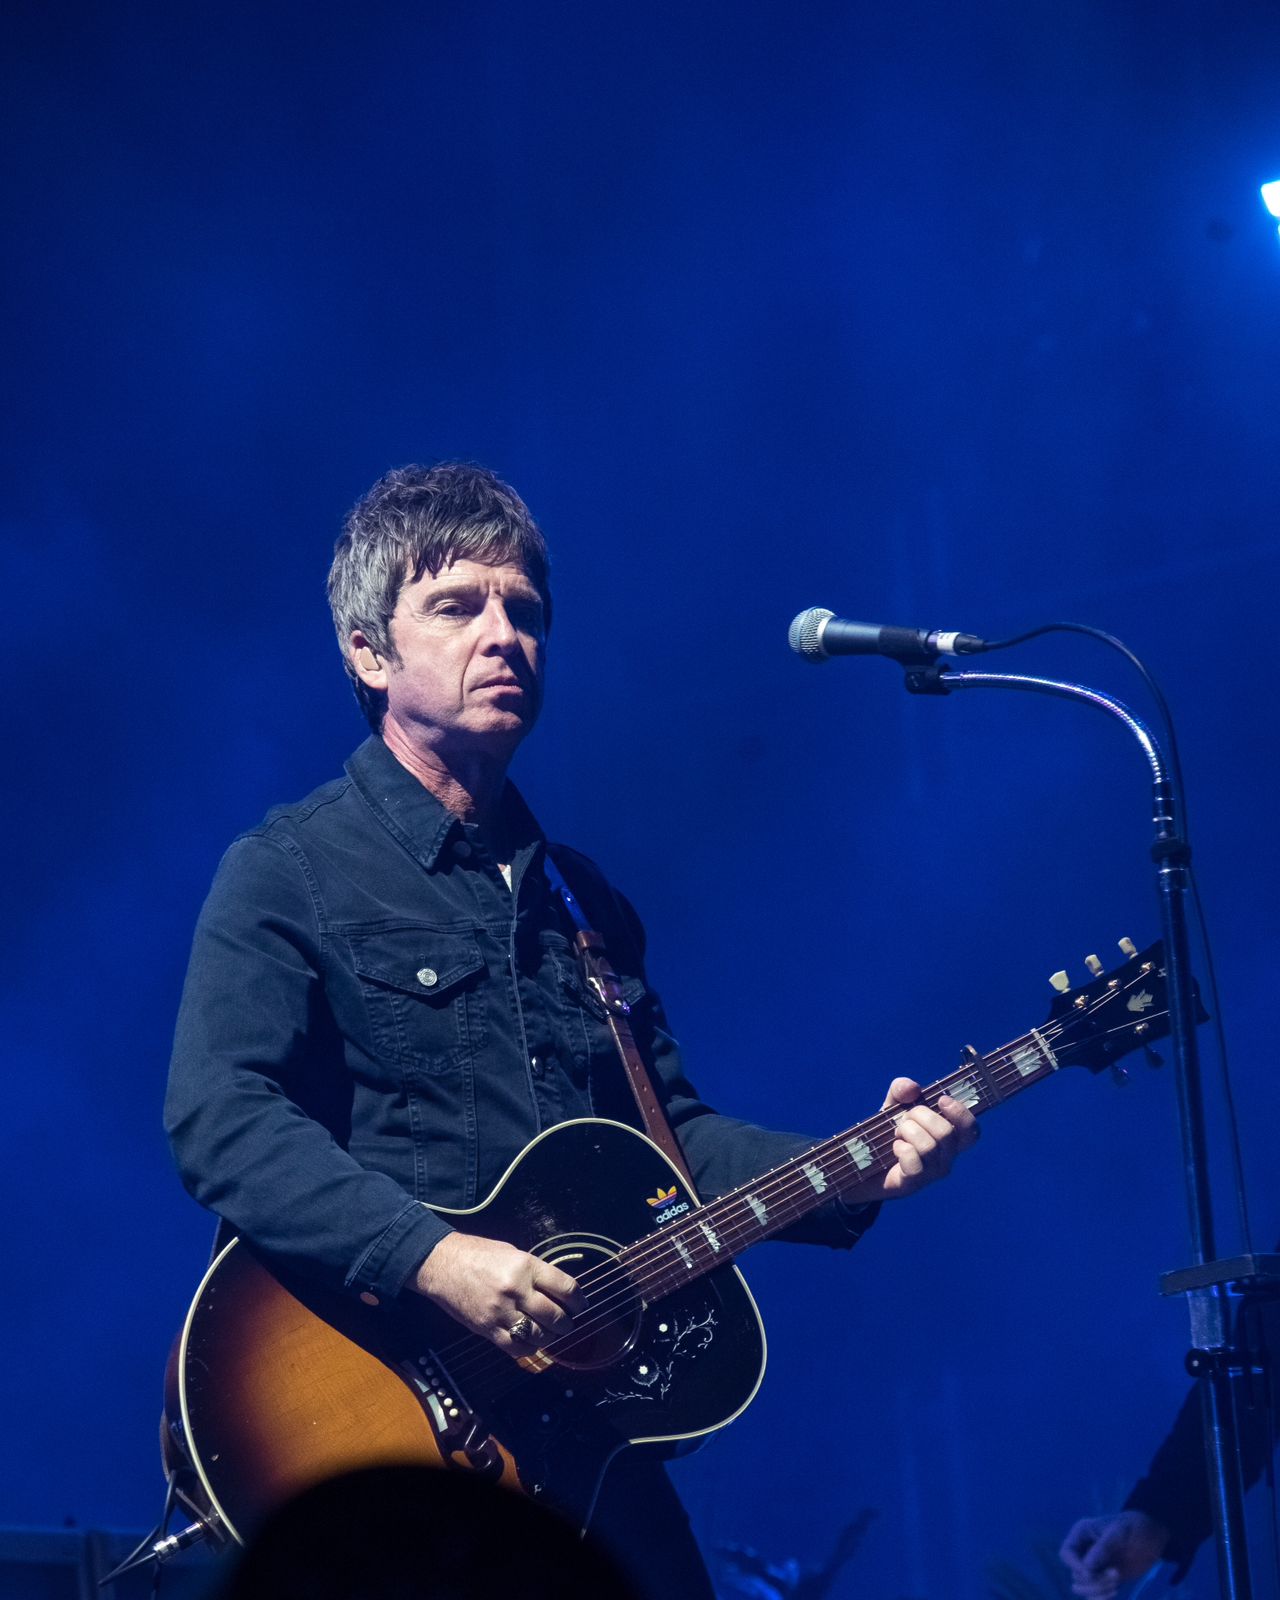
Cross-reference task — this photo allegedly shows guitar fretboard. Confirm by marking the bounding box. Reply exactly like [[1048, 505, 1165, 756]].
[[614, 1027, 1061, 1302]]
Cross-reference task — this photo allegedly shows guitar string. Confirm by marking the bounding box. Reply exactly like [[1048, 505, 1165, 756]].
[[430, 1071, 1011, 1399], [479, 973, 1163, 1358], [426, 1088, 978, 1394], [454, 988, 1156, 1351], [426, 993, 1165, 1393], [431, 1042, 1118, 1407], [427, 1064, 1066, 1393], [460, 1015, 1164, 1401], [429, 995, 1165, 1392], [431, 1001, 1164, 1399], [608, 952, 1159, 1290]]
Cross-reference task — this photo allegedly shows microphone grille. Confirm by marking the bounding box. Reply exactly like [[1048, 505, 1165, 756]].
[[788, 607, 834, 661]]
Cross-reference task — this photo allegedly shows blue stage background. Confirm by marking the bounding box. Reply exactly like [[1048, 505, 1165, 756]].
[[3, 4, 1278, 1595]]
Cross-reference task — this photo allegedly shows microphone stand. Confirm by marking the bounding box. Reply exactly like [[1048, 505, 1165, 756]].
[[903, 662, 1263, 1600]]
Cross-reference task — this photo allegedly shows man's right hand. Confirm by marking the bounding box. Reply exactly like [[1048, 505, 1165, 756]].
[[1058, 1510, 1170, 1598], [412, 1231, 586, 1358]]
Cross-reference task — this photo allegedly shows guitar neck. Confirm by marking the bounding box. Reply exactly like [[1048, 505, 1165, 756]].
[[616, 1025, 1061, 1301]]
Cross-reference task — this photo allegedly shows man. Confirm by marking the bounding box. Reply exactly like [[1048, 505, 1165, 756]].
[[165, 462, 978, 1598]]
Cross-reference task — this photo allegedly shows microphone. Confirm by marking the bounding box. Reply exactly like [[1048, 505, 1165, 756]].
[[788, 608, 987, 664]]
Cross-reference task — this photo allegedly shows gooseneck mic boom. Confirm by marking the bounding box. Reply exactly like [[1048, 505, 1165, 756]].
[[788, 607, 987, 664]]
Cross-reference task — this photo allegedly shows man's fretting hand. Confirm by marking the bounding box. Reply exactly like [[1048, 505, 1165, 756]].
[[413, 1232, 586, 1358], [865, 1077, 980, 1200]]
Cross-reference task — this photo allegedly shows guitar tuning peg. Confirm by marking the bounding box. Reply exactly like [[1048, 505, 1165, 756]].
[[1084, 954, 1103, 976], [1049, 970, 1071, 993], [1118, 937, 1138, 958]]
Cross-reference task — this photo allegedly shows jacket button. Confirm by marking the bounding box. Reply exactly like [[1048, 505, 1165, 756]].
[[453, 839, 473, 859], [416, 967, 439, 988]]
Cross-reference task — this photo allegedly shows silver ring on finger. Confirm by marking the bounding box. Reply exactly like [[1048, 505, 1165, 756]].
[[508, 1314, 537, 1343]]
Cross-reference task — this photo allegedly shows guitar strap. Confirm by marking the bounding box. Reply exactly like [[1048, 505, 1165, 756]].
[[543, 850, 696, 1190]]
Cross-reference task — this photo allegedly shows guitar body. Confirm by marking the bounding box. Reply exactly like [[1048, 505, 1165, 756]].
[[167, 1118, 766, 1541]]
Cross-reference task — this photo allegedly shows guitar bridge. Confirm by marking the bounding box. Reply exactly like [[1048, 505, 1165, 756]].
[[399, 1352, 503, 1478]]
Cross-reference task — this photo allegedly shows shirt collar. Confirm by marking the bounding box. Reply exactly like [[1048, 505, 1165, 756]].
[[344, 734, 544, 873]]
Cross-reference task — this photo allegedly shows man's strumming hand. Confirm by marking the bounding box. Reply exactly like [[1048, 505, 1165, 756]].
[[413, 1231, 586, 1359]]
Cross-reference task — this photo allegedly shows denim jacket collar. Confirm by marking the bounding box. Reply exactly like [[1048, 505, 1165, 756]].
[[344, 734, 545, 876]]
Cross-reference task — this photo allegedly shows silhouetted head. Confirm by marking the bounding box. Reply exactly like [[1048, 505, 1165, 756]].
[[222, 1464, 637, 1600]]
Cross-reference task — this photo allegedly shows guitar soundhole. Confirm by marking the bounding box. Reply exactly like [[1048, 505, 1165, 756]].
[[535, 1236, 640, 1372]]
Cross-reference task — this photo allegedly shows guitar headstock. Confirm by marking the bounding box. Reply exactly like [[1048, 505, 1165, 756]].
[[1040, 939, 1207, 1074]]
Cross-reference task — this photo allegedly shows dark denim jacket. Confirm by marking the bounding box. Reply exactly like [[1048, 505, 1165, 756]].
[[165, 736, 874, 1303]]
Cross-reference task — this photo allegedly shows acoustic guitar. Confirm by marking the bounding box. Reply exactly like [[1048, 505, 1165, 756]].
[[163, 939, 1188, 1544]]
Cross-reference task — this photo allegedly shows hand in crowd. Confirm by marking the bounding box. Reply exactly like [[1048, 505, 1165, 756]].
[[865, 1077, 980, 1200], [414, 1231, 585, 1358], [1058, 1510, 1170, 1598]]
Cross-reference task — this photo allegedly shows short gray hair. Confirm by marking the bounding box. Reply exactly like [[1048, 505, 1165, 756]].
[[327, 462, 552, 730]]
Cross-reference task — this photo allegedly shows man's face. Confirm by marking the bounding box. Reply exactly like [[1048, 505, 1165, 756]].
[[376, 558, 546, 760]]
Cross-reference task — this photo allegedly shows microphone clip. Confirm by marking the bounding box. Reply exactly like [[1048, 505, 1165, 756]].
[[902, 665, 955, 696]]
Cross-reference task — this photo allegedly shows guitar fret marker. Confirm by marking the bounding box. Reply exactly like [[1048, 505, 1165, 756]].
[[946, 1077, 981, 1109], [745, 1194, 768, 1225], [1030, 1028, 1059, 1069], [699, 1221, 722, 1253], [673, 1236, 694, 1268], [844, 1136, 873, 1170], [803, 1162, 828, 1195], [1012, 1028, 1059, 1077]]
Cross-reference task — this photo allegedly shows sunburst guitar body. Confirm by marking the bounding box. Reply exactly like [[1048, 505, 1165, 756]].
[[166, 1118, 764, 1541]]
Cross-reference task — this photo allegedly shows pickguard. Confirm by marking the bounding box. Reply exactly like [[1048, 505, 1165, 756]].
[[594, 1303, 720, 1408]]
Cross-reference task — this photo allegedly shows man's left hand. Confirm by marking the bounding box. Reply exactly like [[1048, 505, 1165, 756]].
[[865, 1077, 979, 1200]]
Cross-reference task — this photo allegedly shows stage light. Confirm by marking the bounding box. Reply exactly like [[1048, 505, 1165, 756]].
[[1262, 180, 1280, 237]]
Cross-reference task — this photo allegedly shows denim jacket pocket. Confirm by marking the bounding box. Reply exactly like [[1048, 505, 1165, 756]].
[[349, 926, 488, 1074]]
